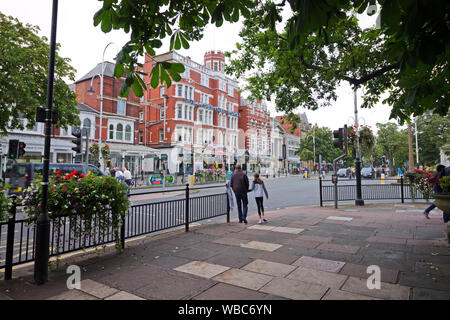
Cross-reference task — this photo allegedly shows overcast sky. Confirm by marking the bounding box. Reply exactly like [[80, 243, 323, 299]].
[[1, 1, 398, 132]]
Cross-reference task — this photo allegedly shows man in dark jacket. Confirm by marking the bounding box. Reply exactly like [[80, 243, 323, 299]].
[[230, 164, 250, 224]]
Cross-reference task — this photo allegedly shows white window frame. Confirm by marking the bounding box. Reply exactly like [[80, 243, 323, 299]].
[[117, 99, 126, 116]]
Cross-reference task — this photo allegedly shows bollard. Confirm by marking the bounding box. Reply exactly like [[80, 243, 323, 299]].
[[185, 184, 190, 232], [5, 195, 17, 280]]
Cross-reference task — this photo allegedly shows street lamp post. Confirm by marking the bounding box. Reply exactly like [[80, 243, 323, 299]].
[[353, 89, 364, 206], [87, 42, 117, 172], [162, 92, 168, 142], [34, 0, 58, 285], [414, 116, 419, 165]]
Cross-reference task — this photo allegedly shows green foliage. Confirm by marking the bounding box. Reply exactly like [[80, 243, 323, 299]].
[[347, 125, 376, 160], [405, 168, 435, 201], [0, 13, 80, 132], [298, 126, 341, 164], [225, 0, 449, 123], [93, 0, 257, 97], [415, 112, 450, 166], [0, 182, 13, 222], [376, 122, 409, 175], [440, 176, 450, 193], [22, 171, 130, 250]]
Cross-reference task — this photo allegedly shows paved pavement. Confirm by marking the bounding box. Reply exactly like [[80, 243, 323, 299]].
[[1, 202, 449, 300]]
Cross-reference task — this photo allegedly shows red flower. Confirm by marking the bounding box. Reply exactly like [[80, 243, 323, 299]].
[[80, 174, 85, 178], [55, 170, 61, 174]]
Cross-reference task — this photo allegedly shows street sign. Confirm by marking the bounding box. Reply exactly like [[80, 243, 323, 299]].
[[332, 174, 338, 184], [161, 154, 168, 161]]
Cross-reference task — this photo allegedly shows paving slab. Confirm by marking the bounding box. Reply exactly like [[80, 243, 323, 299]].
[[78, 279, 119, 299], [339, 263, 398, 284], [313, 251, 364, 264], [132, 269, 217, 300], [143, 254, 191, 269], [276, 245, 319, 257], [240, 241, 282, 252], [326, 216, 353, 222], [193, 283, 267, 300], [287, 267, 348, 289], [317, 243, 360, 254], [249, 251, 299, 265], [171, 247, 219, 260], [259, 277, 328, 300], [280, 239, 322, 249], [174, 261, 230, 279], [242, 259, 297, 277], [296, 235, 332, 243], [292, 256, 345, 273], [104, 291, 145, 300], [411, 287, 450, 300], [47, 289, 98, 300], [322, 289, 380, 300], [213, 268, 273, 291], [271, 227, 304, 234], [399, 271, 450, 292], [206, 254, 253, 269], [212, 237, 249, 247], [247, 225, 276, 231], [341, 277, 411, 300], [366, 236, 407, 245]]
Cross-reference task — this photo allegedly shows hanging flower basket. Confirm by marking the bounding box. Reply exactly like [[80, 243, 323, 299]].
[[101, 144, 111, 160], [347, 125, 376, 156]]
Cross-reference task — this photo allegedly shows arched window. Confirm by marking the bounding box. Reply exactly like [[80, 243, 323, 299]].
[[116, 123, 123, 140], [125, 125, 132, 141], [109, 124, 114, 140], [83, 118, 91, 136]]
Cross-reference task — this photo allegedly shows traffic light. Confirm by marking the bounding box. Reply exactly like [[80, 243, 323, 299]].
[[18, 142, 26, 158], [71, 129, 82, 153], [333, 125, 348, 150], [8, 139, 19, 159], [333, 128, 344, 148]]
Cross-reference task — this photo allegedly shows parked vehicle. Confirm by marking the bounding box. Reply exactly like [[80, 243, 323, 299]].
[[5, 163, 104, 195], [337, 168, 351, 177], [361, 167, 375, 179]]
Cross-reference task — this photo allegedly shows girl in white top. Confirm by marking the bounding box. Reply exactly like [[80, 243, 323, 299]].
[[249, 173, 269, 224]]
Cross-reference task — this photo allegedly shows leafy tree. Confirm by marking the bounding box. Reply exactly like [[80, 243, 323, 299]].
[[297, 127, 341, 164], [376, 122, 409, 175], [0, 13, 79, 132], [92, 0, 256, 97], [225, 1, 449, 124], [415, 112, 450, 166], [94, 0, 449, 123]]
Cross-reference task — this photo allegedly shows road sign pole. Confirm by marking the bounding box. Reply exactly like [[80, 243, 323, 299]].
[[35, 0, 58, 285]]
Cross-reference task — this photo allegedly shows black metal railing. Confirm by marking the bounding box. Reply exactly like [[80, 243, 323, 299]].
[[0, 184, 230, 279], [319, 176, 425, 206]]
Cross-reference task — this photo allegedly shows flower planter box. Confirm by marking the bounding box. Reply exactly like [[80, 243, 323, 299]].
[[433, 193, 450, 244], [433, 193, 450, 213]]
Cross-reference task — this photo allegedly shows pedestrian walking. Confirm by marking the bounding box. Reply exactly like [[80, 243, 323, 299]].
[[423, 165, 445, 219], [114, 167, 124, 182], [248, 173, 269, 224], [230, 164, 249, 224], [123, 167, 132, 195]]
